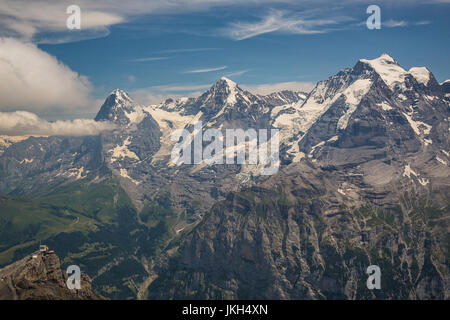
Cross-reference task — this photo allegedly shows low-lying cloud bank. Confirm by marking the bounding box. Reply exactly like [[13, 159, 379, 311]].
[[0, 111, 116, 136]]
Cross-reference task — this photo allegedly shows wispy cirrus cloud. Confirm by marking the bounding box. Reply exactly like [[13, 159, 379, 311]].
[[184, 66, 228, 73], [128, 56, 171, 62], [241, 81, 315, 95], [0, 1, 317, 43], [154, 48, 220, 54], [131, 79, 316, 106], [224, 9, 353, 40], [384, 19, 408, 27], [147, 84, 212, 92], [131, 83, 212, 105], [0, 1, 444, 43], [383, 19, 431, 28], [225, 69, 250, 77], [128, 48, 220, 63]]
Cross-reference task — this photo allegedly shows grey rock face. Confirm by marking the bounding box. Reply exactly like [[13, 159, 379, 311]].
[[0, 54, 448, 300], [146, 55, 450, 300], [260, 90, 307, 106], [95, 89, 139, 125], [442, 80, 450, 102], [295, 55, 449, 165], [0, 135, 104, 195], [148, 162, 449, 300], [0, 251, 105, 300]]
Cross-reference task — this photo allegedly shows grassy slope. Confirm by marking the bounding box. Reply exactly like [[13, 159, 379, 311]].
[[0, 178, 178, 299]]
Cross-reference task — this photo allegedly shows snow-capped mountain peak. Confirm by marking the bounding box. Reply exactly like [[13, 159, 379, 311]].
[[359, 53, 407, 89], [110, 88, 133, 104], [208, 77, 240, 105], [95, 89, 146, 126], [359, 53, 398, 65], [359, 53, 435, 89], [441, 79, 450, 102], [408, 67, 431, 86], [274, 53, 449, 165], [220, 76, 236, 85]]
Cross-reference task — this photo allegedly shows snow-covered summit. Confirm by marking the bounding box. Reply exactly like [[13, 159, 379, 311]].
[[95, 89, 146, 125], [360, 53, 433, 89], [408, 67, 431, 86], [220, 76, 236, 85], [210, 77, 240, 105], [104, 89, 135, 107], [110, 88, 132, 101], [359, 54, 406, 89]]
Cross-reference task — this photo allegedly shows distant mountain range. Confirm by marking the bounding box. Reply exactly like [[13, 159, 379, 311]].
[[0, 54, 448, 299]]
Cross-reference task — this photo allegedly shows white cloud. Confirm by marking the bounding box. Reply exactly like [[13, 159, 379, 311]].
[[384, 20, 408, 28], [225, 69, 250, 77], [416, 20, 431, 25], [130, 80, 315, 106], [0, 1, 124, 42], [130, 84, 211, 105], [154, 48, 220, 53], [146, 84, 212, 92], [131, 90, 181, 106], [0, 1, 309, 43], [0, 38, 96, 114], [0, 111, 116, 136], [0, 1, 443, 43], [383, 19, 431, 28], [224, 9, 350, 40], [184, 66, 228, 73], [242, 81, 315, 95], [129, 57, 171, 62]]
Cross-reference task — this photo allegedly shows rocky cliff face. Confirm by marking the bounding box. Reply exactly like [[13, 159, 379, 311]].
[[0, 54, 448, 300], [442, 80, 450, 103], [0, 251, 105, 300], [146, 55, 449, 300], [148, 162, 449, 300]]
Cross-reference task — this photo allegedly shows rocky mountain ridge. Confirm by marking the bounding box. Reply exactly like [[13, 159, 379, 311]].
[[0, 54, 448, 299], [0, 250, 104, 300]]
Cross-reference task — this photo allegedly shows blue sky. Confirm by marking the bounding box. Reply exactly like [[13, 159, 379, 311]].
[[0, 0, 449, 118]]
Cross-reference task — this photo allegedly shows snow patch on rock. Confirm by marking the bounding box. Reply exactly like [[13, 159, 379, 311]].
[[360, 54, 406, 89], [436, 156, 447, 166], [378, 102, 393, 111], [408, 67, 431, 86], [119, 168, 140, 185], [110, 136, 140, 162], [403, 164, 418, 178], [337, 79, 372, 130]]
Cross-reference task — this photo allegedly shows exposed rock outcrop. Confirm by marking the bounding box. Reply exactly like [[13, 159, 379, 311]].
[[0, 251, 105, 300]]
